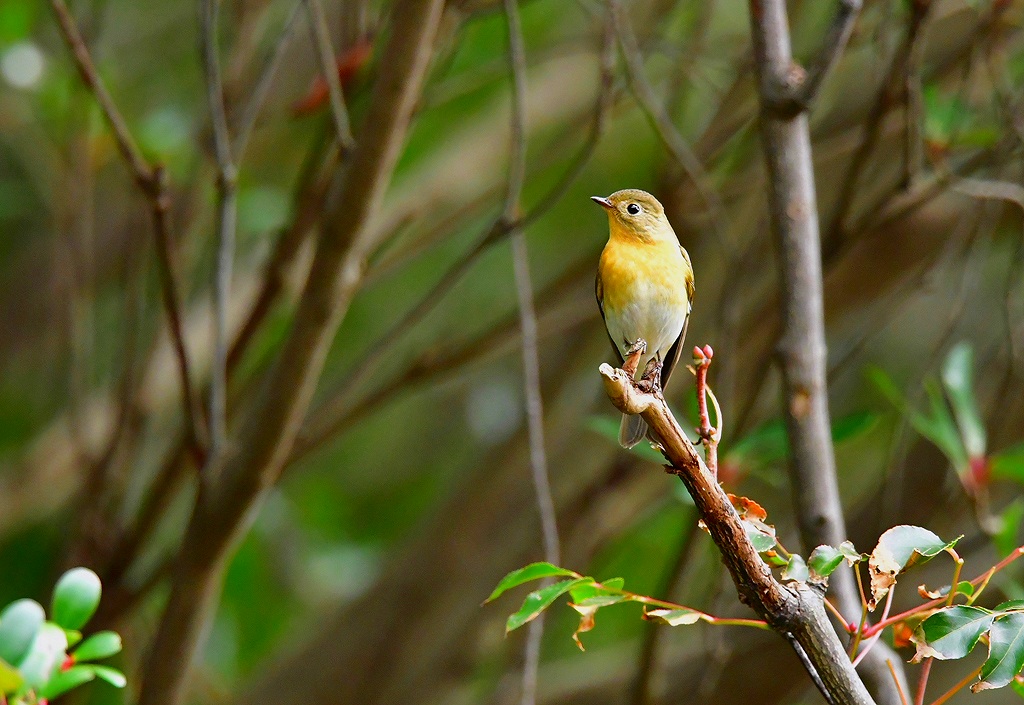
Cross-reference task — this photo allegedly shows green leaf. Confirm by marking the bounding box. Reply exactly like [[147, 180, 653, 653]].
[[922, 381, 969, 471], [38, 665, 95, 699], [87, 664, 126, 688], [18, 622, 68, 689], [996, 500, 1024, 557], [73, 631, 121, 662], [912, 605, 993, 661], [0, 658, 24, 695], [839, 541, 867, 564], [868, 366, 968, 471], [956, 581, 975, 598], [808, 545, 845, 580], [0, 599, 45, 666], [998, 601, 1024, 612], [941, 342, 986, 459], [974, 612, 1024, 691], [51, 568, 102, 631], [782, 554, 808, 582], [505, 578, 590, 633], [1012, 676, 1024, 699], [642, 608, 703, 626], [569, 578, 624, 604], [830, 411, 879, 443], [868, 526, 960, 609], [993, 442, 1024, 484], [487, 563, 578, 603]]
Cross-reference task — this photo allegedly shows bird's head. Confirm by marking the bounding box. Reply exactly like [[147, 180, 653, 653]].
[[591, 189, 673, 242]]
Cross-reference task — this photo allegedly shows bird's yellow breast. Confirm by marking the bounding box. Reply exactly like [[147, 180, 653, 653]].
[[599, 238, 691, 314]]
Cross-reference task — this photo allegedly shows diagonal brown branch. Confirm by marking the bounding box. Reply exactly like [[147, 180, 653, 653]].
[[600, 364, 874, 705], [136, 2, 446, 704]]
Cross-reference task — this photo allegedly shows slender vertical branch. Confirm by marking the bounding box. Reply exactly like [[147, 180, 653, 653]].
[[201, 0, 238, 462], [49, 0, 206, 464], [502, 2, 561, 703], [304, 0, 356, 152], [746, 1, 906, 702], [232, 1, 303, 160]]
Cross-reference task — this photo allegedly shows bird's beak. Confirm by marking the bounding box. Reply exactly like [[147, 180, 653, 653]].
[[591, 196, 614, 210]]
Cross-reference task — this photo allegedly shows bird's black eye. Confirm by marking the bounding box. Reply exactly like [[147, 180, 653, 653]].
[[626, 203, 641, 215]]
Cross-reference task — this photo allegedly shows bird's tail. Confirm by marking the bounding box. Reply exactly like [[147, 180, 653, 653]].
[[618, 413, 648, 449]]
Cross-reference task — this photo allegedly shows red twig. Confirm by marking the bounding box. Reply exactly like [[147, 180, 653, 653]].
[[693, 345, 719, 478], [914, 658, 932, 705], [863, 545, 1024, 638]]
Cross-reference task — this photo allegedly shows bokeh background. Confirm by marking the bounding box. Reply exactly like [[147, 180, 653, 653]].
[[1, 0, 1024, 703]]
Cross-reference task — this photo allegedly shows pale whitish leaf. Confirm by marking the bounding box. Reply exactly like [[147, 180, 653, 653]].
[[782, 555, 808, 582], [88, 664, 126, 688], [0, 599, 45, 667], [974, 612, 1024, 691], [569, 594, 628, 650], [839, 541, 867, 564], [868, 526, 960, 610], [643, 608, 703, 626], [506, 578, 590, 633]]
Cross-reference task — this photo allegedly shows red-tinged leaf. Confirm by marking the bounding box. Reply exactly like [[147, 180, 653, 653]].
[[892, 621, 915, 649], [642, 608, 703, 626], [973, 612, 1024, 691], [911, 605, 993, 662], [505, 578, 591, 634], [728, 493, 767, 521], [868, 526, 960, 609], [292, 38, 373, 116], [486, 562, 579, 603]]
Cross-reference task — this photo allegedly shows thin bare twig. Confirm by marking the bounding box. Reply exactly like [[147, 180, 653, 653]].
[[232, 1, 303, 160], [610, 0, 729, 253], [824, 0, 933, 259], [304, 0, 356, 152], [138, 4, 446, 703], [304, 14, 617, 431], [502, 4, 560, 702], [49, 0, 206, 465], [201, 0, 239, 462]]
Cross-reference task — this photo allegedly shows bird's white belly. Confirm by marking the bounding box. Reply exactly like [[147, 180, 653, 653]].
[[605, 280, 688, 373]]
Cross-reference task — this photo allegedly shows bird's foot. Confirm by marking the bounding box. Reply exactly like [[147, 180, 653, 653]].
[[622, 338, 647, 378], [638, 356, 663, 394]]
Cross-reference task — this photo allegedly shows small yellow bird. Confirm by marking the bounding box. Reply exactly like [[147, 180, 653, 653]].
[[593, 189, 694, 448]]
